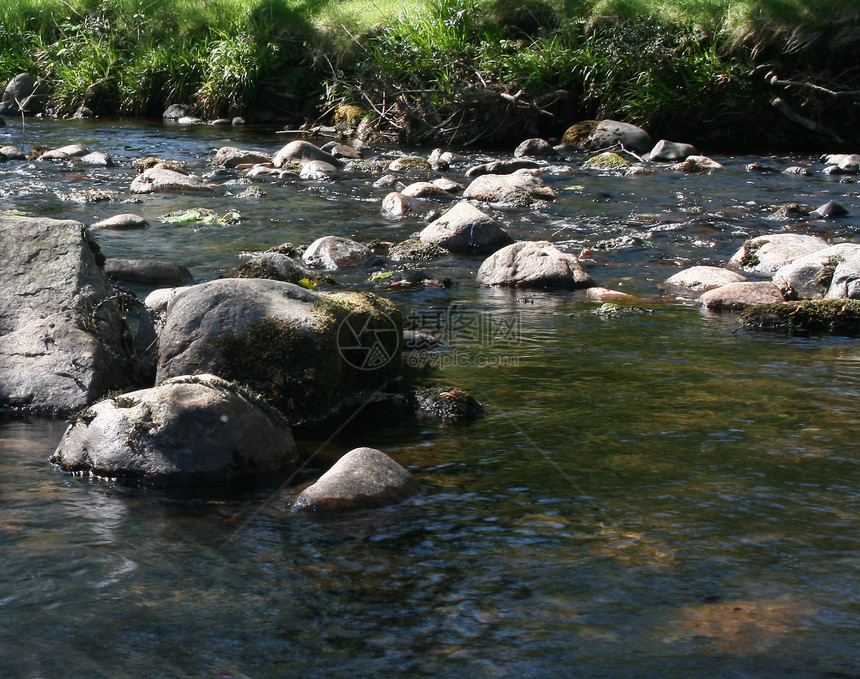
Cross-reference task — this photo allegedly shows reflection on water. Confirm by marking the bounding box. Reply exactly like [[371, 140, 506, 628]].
[[1, 120, 859, 677]]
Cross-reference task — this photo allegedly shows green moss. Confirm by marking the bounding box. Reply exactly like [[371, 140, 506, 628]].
[[739, 299, 860, 337], [582, 152, 631, 171]]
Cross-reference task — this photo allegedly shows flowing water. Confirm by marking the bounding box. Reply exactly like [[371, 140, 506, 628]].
[[1, 119, 859, 678]]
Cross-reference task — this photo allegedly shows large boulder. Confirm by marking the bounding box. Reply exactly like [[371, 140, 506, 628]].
[[292, 447, 419, 513], [302, 236, 371, 269], [463, 168, 556, 207], [477, 241, 594, 289], [155, 278, 401, 425], [0, 215, 135, 414], [772, 243, 860, 300], [51, 374, 297, 487], [728, 234, 829, 274], [273, 140, 340, 168], [130, 164, 212, 194], [0, 73, 47, 115], [419, 202, 513, 254]]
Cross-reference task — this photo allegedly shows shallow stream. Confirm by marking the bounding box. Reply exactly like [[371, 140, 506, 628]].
[[1, 119, 859, 677]]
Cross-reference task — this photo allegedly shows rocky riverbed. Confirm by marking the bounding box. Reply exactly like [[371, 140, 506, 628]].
[[1, 117, 860, 677]]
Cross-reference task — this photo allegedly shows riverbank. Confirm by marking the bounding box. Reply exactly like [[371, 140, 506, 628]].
[[0, 0, 858, 149]]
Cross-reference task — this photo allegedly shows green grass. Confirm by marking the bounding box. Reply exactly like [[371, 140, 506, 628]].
[[0, 0, 857, 147]]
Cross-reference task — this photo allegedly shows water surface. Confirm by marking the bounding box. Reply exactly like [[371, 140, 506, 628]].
[[1, 119, 859, 677]]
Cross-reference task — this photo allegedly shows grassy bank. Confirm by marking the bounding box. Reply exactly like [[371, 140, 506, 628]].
[[0, 0, 857, 149]]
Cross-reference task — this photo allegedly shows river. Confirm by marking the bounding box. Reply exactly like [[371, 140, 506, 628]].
[[1, 119, 859, 677]]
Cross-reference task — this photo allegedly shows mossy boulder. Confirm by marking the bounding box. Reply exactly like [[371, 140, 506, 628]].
[[582, 152, 632, 171], [739, 299, 860, 336], [155, 279, 402, 425]]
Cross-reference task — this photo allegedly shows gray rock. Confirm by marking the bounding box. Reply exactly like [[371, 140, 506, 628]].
[[772, 243, 860, 300], [299, 159, 339, 180], [329, 144, 363, 160], [302, 236, 371, 269], [104, 259, 193, 286], [387, 156, 432, 172], [273, 140, 341, 168], [477, 241, 594, 289], [163, 104, 193, 120], [0, 145, 26, 161], [583, 119, 654, 155], [728, 233, 829, 274], [381, 192, 421, 218], [514, 138, 559, 158], [465, 159, 540, 178], [669, 156, 724, 172], [698, 281, 784, 311], [810, 200, 848, 218], [228, 251, 322, 285], [155, 278, 401, 424], [51, 374, 297, 487], [0, 215, 135, 414], [419, 202, 513, 254], [130, 164, 212, 194], [78, 151, 115, 167], [292, 447, 418, 513], [212, 146, 272, 168], [0, 73, 47, 115], [664, 266, 747, 294], [646, 139, 697, 162], [401, 181, 451, 198], [463, 168, 556, 206]]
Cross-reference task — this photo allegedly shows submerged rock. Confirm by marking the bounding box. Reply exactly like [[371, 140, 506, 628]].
[[104, 259, 193, 286], [411, 386, 485, 422], [419, 202, 513, 254], [728, 234, 829, 274], [477, 241, 594, 289], [155, 278, 402, 425], [292, 447, 419, 513], [51, 374, 297, 487], [0, 215, 135, 414], [388, 238, 449, 262], [739, 299, 860, 336]]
